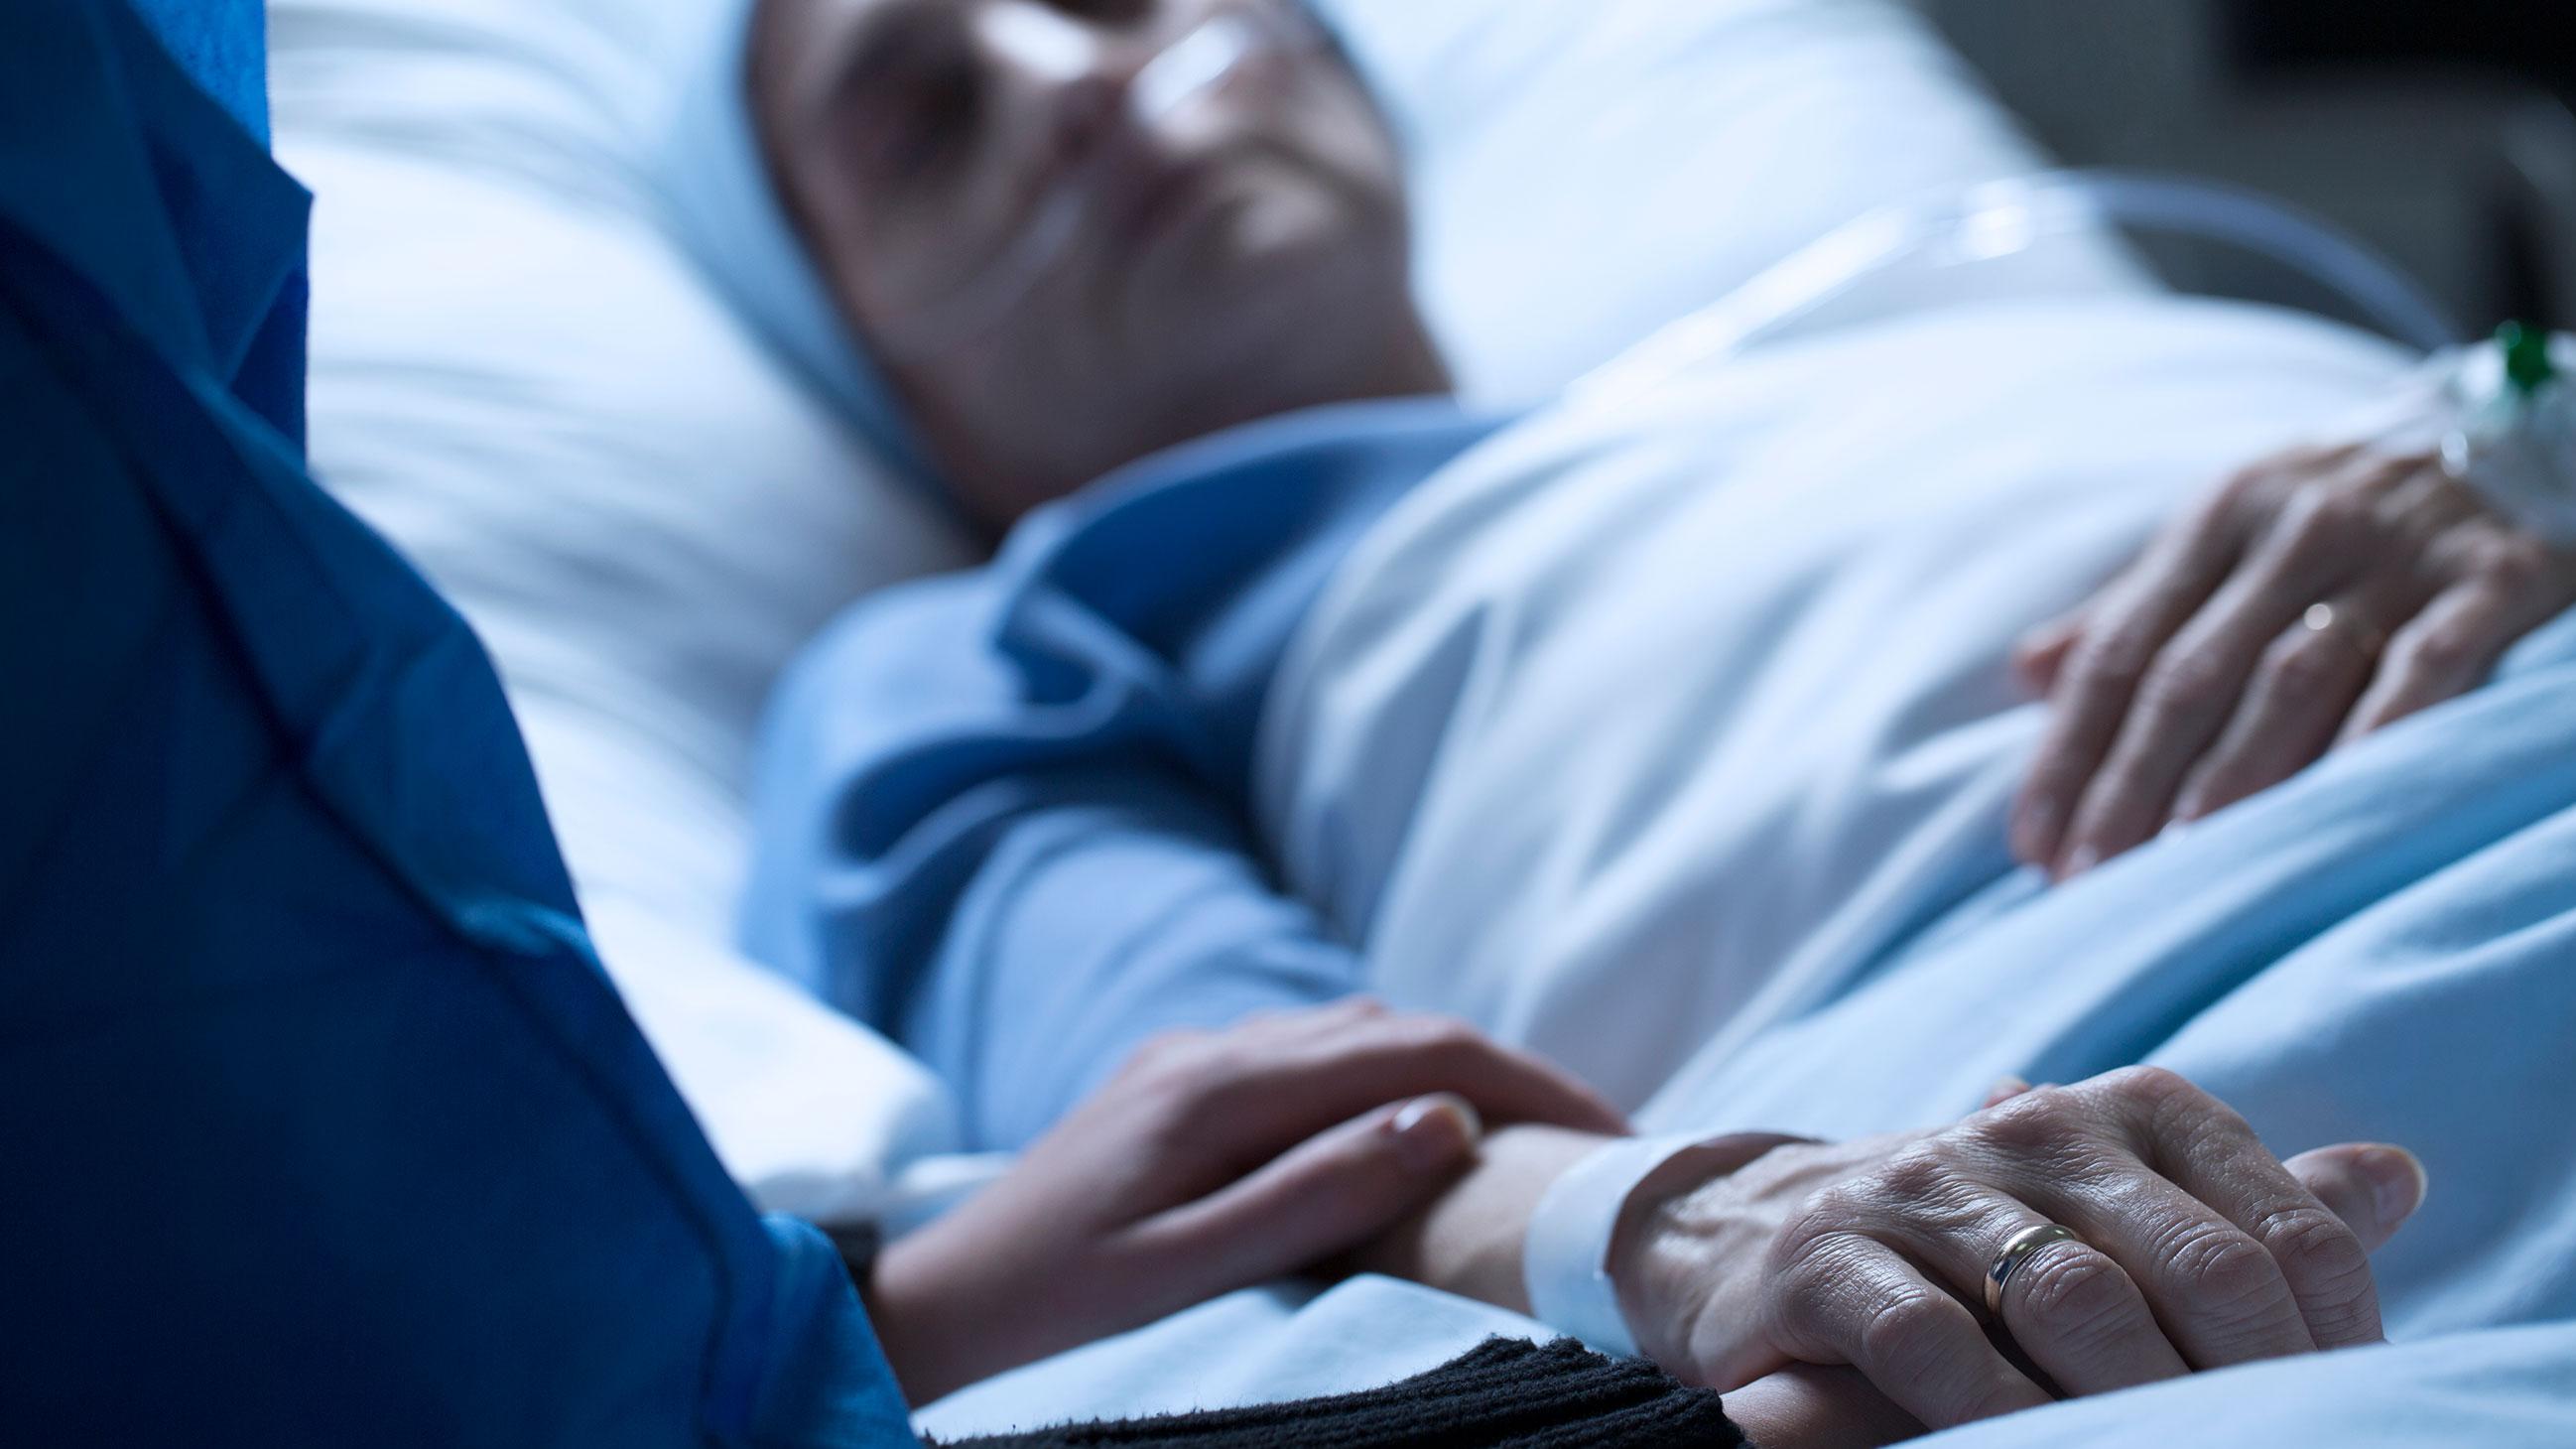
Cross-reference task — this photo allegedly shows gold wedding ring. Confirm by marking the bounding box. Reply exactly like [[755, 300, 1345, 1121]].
[[1985, 1223, 2084, 1318]]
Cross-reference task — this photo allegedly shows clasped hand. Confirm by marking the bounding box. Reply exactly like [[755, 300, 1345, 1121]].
[[1612, 1068, 2425, 1436], [863, 998, 1624, 1401]]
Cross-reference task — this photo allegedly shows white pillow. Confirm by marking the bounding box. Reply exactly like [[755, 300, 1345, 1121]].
[[607, 0, 2098, 411], [271, 0, 977, 1221], [1313, 0, 2085, 403]]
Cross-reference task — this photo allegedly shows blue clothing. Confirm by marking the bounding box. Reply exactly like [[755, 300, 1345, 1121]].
[[121, 0, 309, 446], [127, 0, 269, 139], [1, 5, 912, 1442], [744, 400, 1500, 1148]]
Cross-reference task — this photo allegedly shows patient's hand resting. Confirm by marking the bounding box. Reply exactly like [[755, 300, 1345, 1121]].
[[863, 998, 1624, 1402], [2012, 441, 2576, 878], [1612, 1068, 2424, 1436]]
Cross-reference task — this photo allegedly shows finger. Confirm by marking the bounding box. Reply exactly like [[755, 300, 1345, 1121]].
[[1236, 994, 1389, 1036], [1982, 1076, 2034, 1111], [2055, 470, 2396, 874], [1964, 1077, 2311, 1369], [2012, 1153, 2316, 1370], [2284, 1143, 2429, 1254], [2011, 611, 2087, 697], [1867, 1170, 2189, 1397], [2340, 578, 2527, 741], [2095, 1069, 2383, 1352], [1128, 1093, 1483, 1297], [2170, 585, 2412, 823], [1316, 1015, 1628, 1134], [2172, 462, 2467, 821], [2010, 509, 2242, 868], [1189, 1014, 1629, 1155], [1773, 1234, 2054, 1429], [1991, 1219, 2188, 1396]]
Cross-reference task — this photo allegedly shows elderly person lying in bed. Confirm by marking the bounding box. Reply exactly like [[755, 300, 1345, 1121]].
[[735, 0, 2576, 866], [721, 0, 2576, 1435]]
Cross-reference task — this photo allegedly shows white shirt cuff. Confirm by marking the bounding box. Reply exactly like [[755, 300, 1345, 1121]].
[[1521, 1132, 1707, 1357]]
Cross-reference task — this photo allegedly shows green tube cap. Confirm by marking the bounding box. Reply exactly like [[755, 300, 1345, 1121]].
[[2501, 322, 2556, 397]]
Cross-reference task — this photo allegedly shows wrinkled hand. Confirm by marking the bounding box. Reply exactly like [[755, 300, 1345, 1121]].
[[1611, 1068, 2425, 1433], [865, 998, 1626, 1401], [2012, 442, 2576, 877]]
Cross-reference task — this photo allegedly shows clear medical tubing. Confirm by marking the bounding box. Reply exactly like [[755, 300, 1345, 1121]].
[[1579, 169, 2466, 403], [870, 0, 1333, 357], [2351, 321, 2576, 542], [1577, 169, 2576, 541], [2055, 171, 2466, 352]]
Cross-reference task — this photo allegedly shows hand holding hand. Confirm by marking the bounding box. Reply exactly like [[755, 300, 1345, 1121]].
[[864, 998, 1626, 1401], [1610, 1068, 2425, 1433]]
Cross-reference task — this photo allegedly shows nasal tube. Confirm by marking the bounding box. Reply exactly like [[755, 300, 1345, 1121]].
[[869, 4, 1322, 357]]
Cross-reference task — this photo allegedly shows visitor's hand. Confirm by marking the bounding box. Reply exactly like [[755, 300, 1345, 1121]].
[[1610, 1067, 2425, 1432], [864, 998, 1626, 1402], [2011, 442, 2576, 878]]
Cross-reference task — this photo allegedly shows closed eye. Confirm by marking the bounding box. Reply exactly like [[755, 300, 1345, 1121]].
[[887, 62, 981, 179], [833, 7, 985, 185], [1046, 0, 1151, 25]]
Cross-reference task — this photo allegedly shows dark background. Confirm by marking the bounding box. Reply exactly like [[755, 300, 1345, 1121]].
[[2237, 1, 2576, 97], [1917, 0, 2576, 332]]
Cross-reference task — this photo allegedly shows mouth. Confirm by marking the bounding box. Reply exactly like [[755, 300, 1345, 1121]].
[[1115, 152, 1229, 250]]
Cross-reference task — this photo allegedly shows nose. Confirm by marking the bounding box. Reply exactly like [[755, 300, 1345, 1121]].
[[1129, 11, 1272, 122]]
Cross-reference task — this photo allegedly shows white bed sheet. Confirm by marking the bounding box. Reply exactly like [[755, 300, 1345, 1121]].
[[1259, 298, 2405, 1110], [924, 298, 2576, 1443], [1249, 296, 2576, 1438]]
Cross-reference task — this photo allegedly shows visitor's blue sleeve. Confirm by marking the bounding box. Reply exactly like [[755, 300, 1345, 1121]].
[[125, 0, 269, 140], [743, 404, 1502, 1150], [2, 5, 913, 1441]]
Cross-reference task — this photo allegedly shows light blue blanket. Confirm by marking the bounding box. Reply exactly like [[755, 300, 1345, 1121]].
[[925, 652, 2576, 1437], [920, 300, 2576, 1443]]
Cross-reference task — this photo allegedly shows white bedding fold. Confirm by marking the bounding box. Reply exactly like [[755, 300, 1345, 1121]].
[[1261, 298, 2412, 1108]]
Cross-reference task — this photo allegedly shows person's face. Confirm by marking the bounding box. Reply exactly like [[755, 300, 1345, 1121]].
[[752, 0, 1425, 525]]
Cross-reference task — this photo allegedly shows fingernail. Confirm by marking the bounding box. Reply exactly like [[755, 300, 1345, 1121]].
[[1984, 1075, 2032, 1109], [2357, 1145, 2430, 1227], [1389, 1094, 1481, 1172], [2058, 844, 2101, 880]]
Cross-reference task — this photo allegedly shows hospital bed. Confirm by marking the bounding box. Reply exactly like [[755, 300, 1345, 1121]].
[[270, 0, 2576, 1441], [273, 0, 2117, 1223]]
